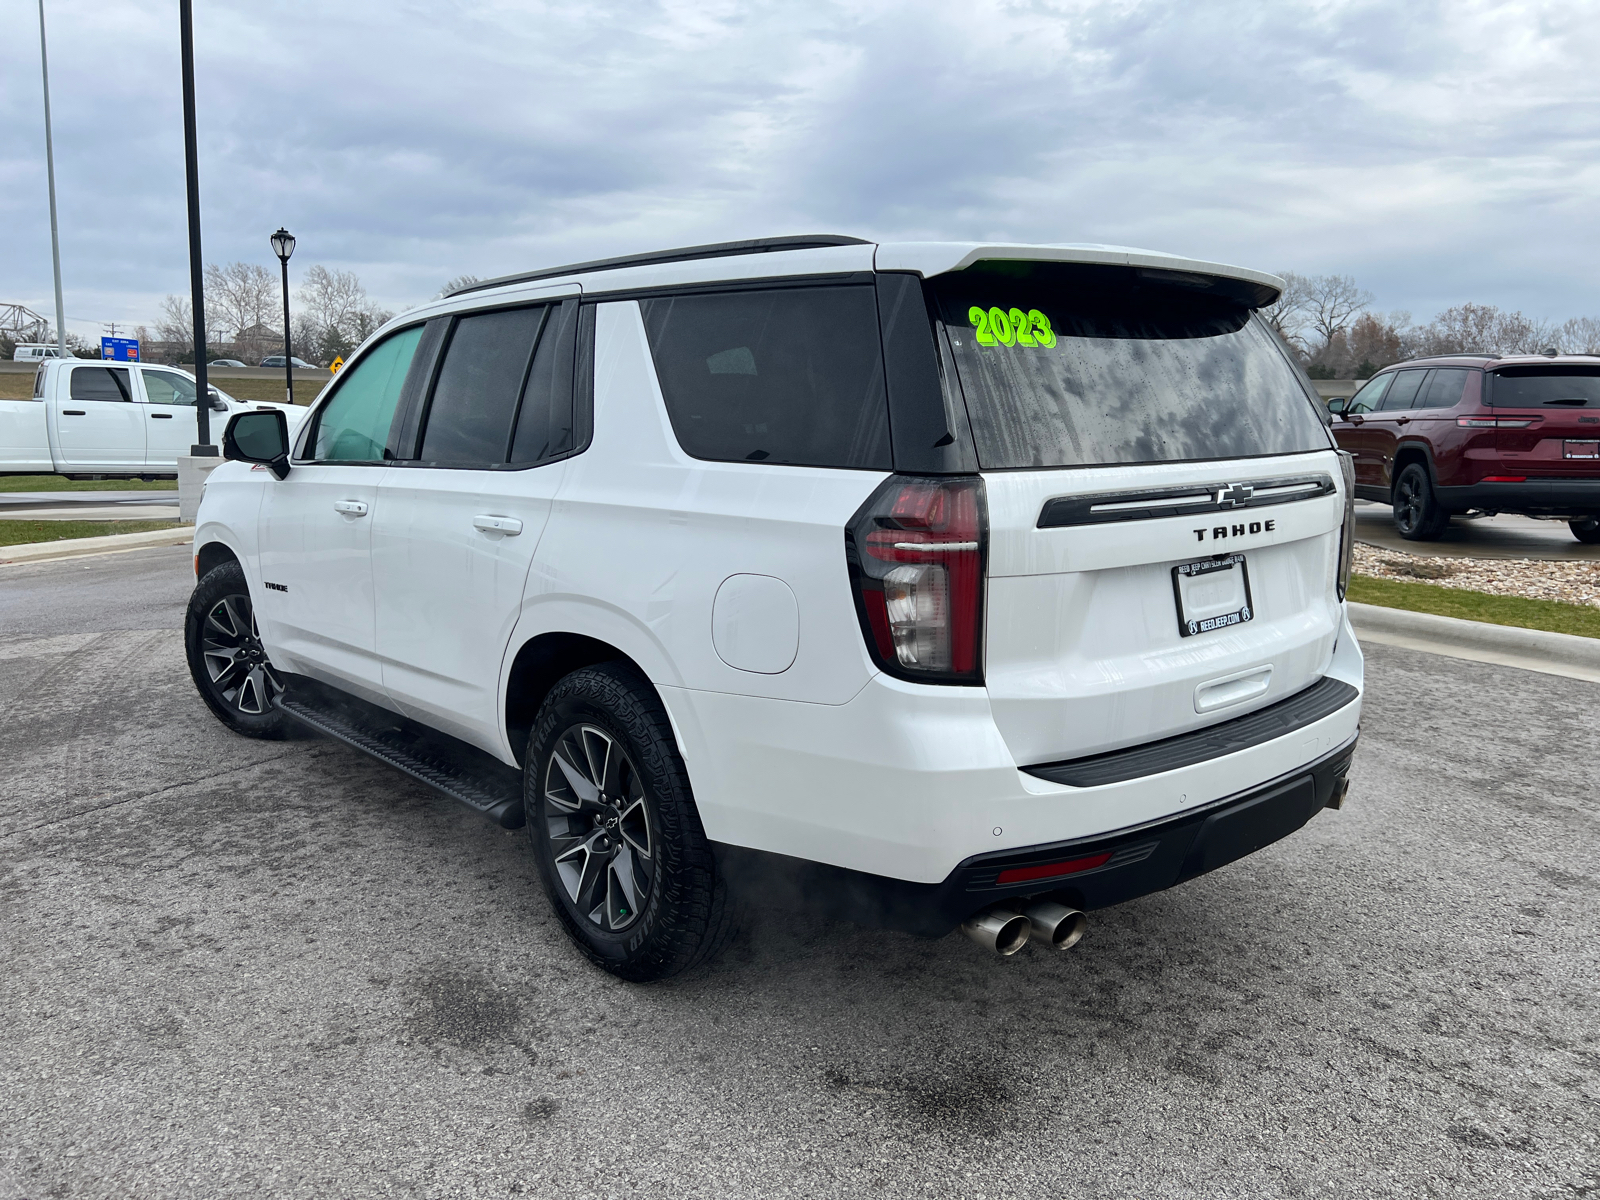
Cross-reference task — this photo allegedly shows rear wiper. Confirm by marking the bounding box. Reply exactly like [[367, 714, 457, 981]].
[[1542, 397, 1590, 406]]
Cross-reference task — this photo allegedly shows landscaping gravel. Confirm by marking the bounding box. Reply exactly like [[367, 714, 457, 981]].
[[1353, 541, 1600, 606]]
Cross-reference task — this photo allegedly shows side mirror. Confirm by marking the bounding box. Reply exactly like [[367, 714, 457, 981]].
[[223, 409, 291, 480], [207, 386, 228, 413], [1326, 397, 1348, 416]]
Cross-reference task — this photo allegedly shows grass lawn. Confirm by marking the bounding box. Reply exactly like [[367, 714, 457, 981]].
[[0, 518, 184, 547], [215, 378, 322, 405], [1348, 573, 1600, 640], [0, 474, 175, 492], [0, 374, 37, 401]]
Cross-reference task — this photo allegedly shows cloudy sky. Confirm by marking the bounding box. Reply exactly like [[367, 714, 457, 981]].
[[4, 0, 1598, 340]]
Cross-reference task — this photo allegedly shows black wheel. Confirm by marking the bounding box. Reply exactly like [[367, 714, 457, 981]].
[[525, 662, 736, 981], [1392, 463, 1450, 541], [1571, 518, 1600, 544], [184, 560, 287, 738]]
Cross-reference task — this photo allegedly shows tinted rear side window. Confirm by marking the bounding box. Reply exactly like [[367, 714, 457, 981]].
[[640, 286, 891, 469], [1379, 370, 1428, 411], [1489, 365, 1600, 408], [510, 299, 578, 465], [420, 306, 545, 465], [931, 264, 1328, 469], [70, 367, 132, 402], [1418, 368, 1471, 409]]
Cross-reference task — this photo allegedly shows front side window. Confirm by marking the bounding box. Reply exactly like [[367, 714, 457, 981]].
[[1378, 370, 1428, 411], [142, 370, 197, 406], [932, 263, 1329, 469], [1346, 373, 1391, 414], [641, 286, 892, 469], [311, 325, 424, 462], [70, 366, 132, 402]]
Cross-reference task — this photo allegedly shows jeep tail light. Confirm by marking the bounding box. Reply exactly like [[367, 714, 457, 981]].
[[846, 475, 986, 684], [1458, 416, 1538, 428], [1336, 451, 1355, 601]]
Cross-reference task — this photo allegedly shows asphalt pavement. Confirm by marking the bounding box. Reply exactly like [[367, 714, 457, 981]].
[[1, 548, 1596, 1199], [1355, 500, 1600, 560]]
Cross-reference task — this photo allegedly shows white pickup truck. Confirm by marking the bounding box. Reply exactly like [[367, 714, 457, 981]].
[[1, 359, 310, 478]]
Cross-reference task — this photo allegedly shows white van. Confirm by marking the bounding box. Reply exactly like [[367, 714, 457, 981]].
[[12, 344, 73, 363], [189, 236, 1363, 980]]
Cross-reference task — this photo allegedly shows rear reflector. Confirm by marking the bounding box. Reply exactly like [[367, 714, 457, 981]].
[[995, 852, 1113, 886]]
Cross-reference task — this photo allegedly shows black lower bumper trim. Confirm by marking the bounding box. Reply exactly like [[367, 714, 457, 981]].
[[1436, 478, 1600, 516], [1023, 676, 1358, 788], [715, 734, 1358, 938]]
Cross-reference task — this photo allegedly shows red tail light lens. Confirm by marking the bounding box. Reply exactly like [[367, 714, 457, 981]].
[[846, 475, 986, 684], [1458, 416, 1538, 428]]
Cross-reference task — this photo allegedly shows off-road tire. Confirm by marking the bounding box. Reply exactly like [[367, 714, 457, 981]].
[[525, 662, 738, 981], [1392, 463, 1450, 541], [184, 560, 287, 739], [1570, 518, 1600, 544]]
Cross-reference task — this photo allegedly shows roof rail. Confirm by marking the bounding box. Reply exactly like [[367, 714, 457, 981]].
[[450, 234, 872, 297]]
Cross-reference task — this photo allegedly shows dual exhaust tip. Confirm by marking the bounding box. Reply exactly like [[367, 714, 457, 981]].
[[960, 901, 1086, 956]]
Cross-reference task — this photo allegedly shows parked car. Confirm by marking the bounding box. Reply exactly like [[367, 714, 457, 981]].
[[1329, 353, 1600, 542], [0, 360, 310, 477], [12, 343, 73, 363], [209, 358, 248, 368], [259, 355, 316, 369], [189, 235, 1362, 980]]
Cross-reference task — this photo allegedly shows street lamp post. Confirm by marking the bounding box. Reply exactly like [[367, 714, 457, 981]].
[[270, 228, 296, 406]]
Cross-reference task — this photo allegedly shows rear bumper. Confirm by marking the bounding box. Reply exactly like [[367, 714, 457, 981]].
[[716, 733, 1357, 937], [1436, 478, 1600, 516], [664, 610, 1364, 894]]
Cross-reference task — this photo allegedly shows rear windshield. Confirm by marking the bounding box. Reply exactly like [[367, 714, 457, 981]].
[[931, 263, 1330, 470], [1488, 365, 1600, 408]]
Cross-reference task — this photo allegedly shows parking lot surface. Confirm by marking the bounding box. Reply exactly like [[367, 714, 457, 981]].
[[2, 549, 1596, 1199], [1355, 501, 1600, 561]]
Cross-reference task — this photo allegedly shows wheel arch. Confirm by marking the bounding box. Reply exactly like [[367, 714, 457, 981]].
[[194, 539, 241, 580], [1391, 441, 1436, 490], [504, 632, 647, 767]]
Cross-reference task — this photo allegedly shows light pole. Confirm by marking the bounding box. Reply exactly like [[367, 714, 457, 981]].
[[37, 0, 66, 360], [179, 0, 214, 454], [270, 228, 295, 406]]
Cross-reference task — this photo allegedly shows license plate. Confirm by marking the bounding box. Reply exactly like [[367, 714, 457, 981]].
[[1564, 440, 1600, 459], [1173, 554, 1253, 637]]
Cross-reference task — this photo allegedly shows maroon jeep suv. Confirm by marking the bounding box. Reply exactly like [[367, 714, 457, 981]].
[[1329, 354, 1600, 542]]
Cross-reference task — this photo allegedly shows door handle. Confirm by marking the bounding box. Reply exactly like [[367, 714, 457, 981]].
[[62, 409, 86, 416], [333, 500, 369, 516], [1395, 417, 1410, 425], [150, 412, 173, 419], [473, 514, 523, 535]]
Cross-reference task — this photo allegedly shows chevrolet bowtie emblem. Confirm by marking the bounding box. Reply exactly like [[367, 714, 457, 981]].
[[1217, 483, 1254, 508]]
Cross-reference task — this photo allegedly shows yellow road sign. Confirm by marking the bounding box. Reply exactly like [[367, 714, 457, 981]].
[[329, 356, 344, 373]]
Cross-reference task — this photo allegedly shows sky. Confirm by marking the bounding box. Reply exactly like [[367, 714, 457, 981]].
[[4, 0, 1599, 342]]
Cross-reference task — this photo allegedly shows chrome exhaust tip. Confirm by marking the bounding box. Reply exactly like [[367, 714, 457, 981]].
[[1022, 901, 1087, 950], [960, 908, 1032, 956]]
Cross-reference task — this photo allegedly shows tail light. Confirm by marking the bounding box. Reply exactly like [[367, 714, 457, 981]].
[[1458, 416, 1538, 428], [1336, 451, 1355, 601], [846, 475, 986, 684]]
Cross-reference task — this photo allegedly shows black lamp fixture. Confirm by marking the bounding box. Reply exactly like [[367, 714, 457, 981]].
[[270, 226, 296, 405]]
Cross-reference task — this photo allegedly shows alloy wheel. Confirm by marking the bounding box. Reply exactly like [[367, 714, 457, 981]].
[[200, 593, 282, 716], [543, 724, 656, 932], [1395, 474, 1422, 534]]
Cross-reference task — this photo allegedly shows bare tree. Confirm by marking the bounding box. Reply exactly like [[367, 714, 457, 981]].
[[1304, 275, 1374, 350], [1559, 316, 1600, 354], [438, 274, 482, 298], [156, 294, 194, 359], [298, 265, 368, 337], [204, 262, 277, 351], [1263, 271, 1314, 354]]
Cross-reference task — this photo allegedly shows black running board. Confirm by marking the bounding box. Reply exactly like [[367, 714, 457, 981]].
[[275, 676, 526, 828]]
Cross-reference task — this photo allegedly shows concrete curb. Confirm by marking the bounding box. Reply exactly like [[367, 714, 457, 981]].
[[1348, 601, 1600, 683], [0, 526, 193, 566]]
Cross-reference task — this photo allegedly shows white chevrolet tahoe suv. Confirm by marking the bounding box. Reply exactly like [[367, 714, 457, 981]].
[[187, 235, 1363, 980]]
